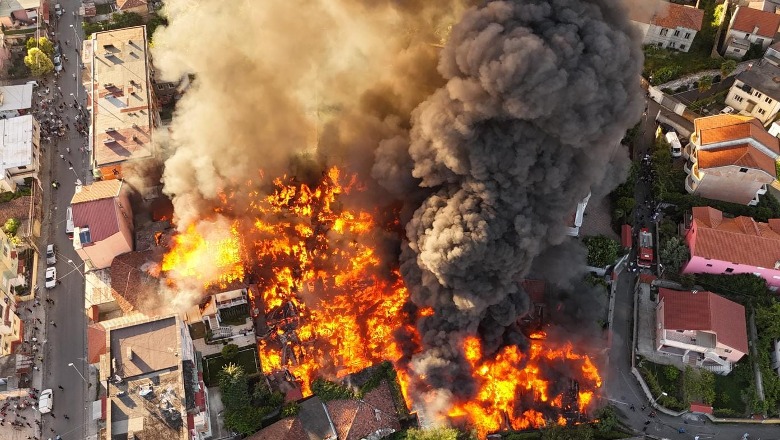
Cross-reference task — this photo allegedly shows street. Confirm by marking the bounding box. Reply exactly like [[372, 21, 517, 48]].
[[38, 0, 90, 438]]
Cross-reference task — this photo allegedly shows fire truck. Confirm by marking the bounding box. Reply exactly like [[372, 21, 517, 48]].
[[637, 227, 654, 268]]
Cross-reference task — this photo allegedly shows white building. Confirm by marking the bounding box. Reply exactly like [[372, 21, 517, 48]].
[[0, 84, 32, 119], [631, 1, 704, 53], [0, 114, 39, 192], [725, 59, 780, 124], [724, 6, 780, 59]]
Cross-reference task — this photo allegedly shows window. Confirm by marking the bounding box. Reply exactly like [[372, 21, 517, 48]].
[[734, 95, 744, 102], [685, 32, 691, 39], [167, 83, 175, 89], [660, 28, 669, 36], [669, 42, 676, 49], [16, 166, 26, 170], [657, 42, 663, 48], [680, 44, 686, 50], [674, 30, 680, 37], [706, 263, 713, 267], [755, 91, 763, 99], [725, 268, 735, 273], [156, 84, 164, 90], [676, 330, 684, 333], [725, 348, 733, 353], [765, 97, 773, 104], [758, 108, 767, 115], [740, 167, 749, 172]]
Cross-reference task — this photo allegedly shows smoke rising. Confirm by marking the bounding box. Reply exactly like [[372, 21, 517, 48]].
[[397, 0, 643, 403]]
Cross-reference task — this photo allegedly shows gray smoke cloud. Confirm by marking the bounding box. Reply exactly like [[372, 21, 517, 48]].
[[396, 0, 644, 399]]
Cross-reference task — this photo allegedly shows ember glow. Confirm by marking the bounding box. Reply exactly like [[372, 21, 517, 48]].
[[162, 168, 602, 437]]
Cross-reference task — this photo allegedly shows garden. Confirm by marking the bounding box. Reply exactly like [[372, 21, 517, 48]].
[[202, 344, 259, 387]]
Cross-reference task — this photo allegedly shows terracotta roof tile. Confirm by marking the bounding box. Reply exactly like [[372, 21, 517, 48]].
[[246, 418, 307, 440], [697, 144, 778, 176], [71, 180, 123, 205], [691, 206, 780, 268], [87, 323, 106, 364], [117, 0, 147, 9], [691, 206, 723, 228], [638, 1, 705, 31], [325, 382, 401, 440], [0, 196, 32, 223], [109, 250, 162, 314], [731, 6, 780, 38], [659, 288, 748, 354]]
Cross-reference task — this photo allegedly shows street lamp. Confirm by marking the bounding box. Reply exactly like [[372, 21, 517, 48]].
[[653, 391, 668, 404], [68, 362, 87, 383], [68, 166, 83, 186]]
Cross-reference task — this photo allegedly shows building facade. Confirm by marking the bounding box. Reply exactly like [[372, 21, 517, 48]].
[[683, 206, 780, 291], [631, 1, 704, 52], [684, 115, 779, 205], [0, 115, 40, 192], [656, 288, 748, 375], [725, 59, 780, 124], [724, 6, 780, 59]]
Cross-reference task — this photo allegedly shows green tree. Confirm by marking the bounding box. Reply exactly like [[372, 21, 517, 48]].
[[742, 43, 765, 61], [721, 59, 738, 77], [683, 366, 716, 405], [594, 405, 619, 433], [713, 3, 726, 27], [111, 11, 143, 27], [221, 343, 239, 360], [542, 423, 594, 440], [218, 363, 250, 409], [653, 66, 682, 84], [404, 427, 461, 440], [698, 75, 714, 93], [582, 235, 620, 268], [659, 236, 690, 273], [756, 301, 780, 342], [281, 401, 300, 417], [663, 364, 680, 382], [25, 37, 54, 57], [2, 218, 20, 236], [24, 47, 54, 77]]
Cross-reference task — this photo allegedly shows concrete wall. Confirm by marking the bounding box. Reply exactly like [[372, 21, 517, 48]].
[[684, 255, 780, 290]]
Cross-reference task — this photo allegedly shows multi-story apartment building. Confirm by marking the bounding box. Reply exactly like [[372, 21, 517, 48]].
[[724, 59, 780, 124]]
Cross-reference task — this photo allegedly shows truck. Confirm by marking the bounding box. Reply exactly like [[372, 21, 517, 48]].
[[638, 228, 654, 268]]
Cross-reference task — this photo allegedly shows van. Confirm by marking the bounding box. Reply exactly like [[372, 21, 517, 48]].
[[65, 206, 73, 239], [665, 131, 682, 158]]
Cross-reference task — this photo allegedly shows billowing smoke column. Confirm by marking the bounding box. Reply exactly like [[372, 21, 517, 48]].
[[394, 0, 643, 399]]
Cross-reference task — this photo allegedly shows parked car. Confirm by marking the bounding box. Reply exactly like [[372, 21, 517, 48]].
[[721, 106, 735, 114], [39, 389, 52, 414], [54, 3, 62, 16], [65, 206, 73, 239], [53, 56, 62, 73], [46, 244, 56, 265], [45, 267, 56, 289]]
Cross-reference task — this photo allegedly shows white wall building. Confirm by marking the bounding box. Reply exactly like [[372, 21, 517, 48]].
[[631, 1, 704, 52], [725, 59, 780, 124], [0, 84, 32, 119], [0, 114, 39, 192], [724, 6, 780, 59]]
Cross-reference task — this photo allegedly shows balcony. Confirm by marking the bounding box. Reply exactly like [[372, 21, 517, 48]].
[[685, 175, 699, 194], [757, 184, 768, 195], [684, 159, 694, 174], [662, 330, 716, 349]]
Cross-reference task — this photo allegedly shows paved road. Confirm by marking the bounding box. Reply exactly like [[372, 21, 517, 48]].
[[39, 1, 90, 439], [602, 94, 780, 440]]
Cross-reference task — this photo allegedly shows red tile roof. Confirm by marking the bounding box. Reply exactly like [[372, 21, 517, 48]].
[[326, 382, 401, 440], [87, 323, 106, 364], [0, 196, 32, 223], [659, 288, 748, 354], [691, 206, 780, 269], [731, 6, 780, 38], [247, 418, 307, 440], [697, 143, 778, 176], [109, 250, 162, 314], [695, 115, 780, 152], [71, 198, 120, 242], [690, 403, 714, 414], [637, 1, 705, 31]]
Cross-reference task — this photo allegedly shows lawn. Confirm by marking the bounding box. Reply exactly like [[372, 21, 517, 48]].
[[643, 0, 723, 85], [713, 361, 750, 416], [202, 345, 259, 387]]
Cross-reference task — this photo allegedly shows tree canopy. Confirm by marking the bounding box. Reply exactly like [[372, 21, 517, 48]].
[[659, 236, 689, 273], [582, 235, 620, 268], [24, 47, 54, 77], [26, 37, 54, 57]]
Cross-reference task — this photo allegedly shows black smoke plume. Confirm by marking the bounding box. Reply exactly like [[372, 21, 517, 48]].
[[393, 0, 643, 401]]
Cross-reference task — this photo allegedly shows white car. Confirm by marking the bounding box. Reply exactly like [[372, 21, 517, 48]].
[[53, 56, 62, 73], [54, 3, 62, 17], [45, 267, 56, 289], [721, 106, 735, 114], [46, 244, 56, 265], [39, 389, 52, 414]]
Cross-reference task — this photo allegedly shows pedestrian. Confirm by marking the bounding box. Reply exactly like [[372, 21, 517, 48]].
[[63, 414, 69, 420], [50, 321, 56, 328], [57, 385, 63, 390], [59, 154, 64, 160], [36, 318, 42, 323]]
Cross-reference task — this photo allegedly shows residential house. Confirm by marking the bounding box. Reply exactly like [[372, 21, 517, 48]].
[[0, 84, 32, 119], [101, 315, 211, 439], [656, 288, 747, 375], [0, 296, 21, 356], [70, 180, 133, 270], [116, 0, 148, 18], [724, 59, 780, 124], [83, 26, 160, 181], [0, 115, 40, 192], [183, 288, 252, 339], [0, 196, 32, 301], [249, 381, 401, 440], [0, 0, 41, 42], [630, 1, 704, 52], [682, 206, 780, 290], [684, 115, 779, 205], [724, 6, 780, 59]]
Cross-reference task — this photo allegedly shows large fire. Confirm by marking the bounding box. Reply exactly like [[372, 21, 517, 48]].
[[162, 167, 602, 437]]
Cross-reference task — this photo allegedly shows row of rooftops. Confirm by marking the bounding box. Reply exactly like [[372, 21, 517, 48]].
[[692, 114, 780, 177]]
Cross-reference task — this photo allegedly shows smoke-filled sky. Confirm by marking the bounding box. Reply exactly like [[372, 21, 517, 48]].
[[153, 0, 643, 414]]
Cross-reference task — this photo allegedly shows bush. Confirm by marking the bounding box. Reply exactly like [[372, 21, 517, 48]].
[[221, 343, 239, 360], [311, 378, 356, 401], [655, 66, 682, 84], [281, 401, 300, 417], [582, 235, 621, 268], [714, 408, 743, 418]]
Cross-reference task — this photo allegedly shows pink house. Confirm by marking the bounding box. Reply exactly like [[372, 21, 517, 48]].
[[656, 288, 748, 375], [683, 206, 780, 291]]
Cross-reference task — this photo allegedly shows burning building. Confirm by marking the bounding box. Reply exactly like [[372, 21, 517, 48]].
[[151, 0, 644, 436]]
